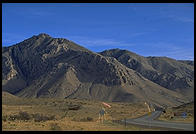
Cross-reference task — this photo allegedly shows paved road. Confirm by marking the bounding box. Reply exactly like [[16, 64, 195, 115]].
[[123, 111, 194, 131]]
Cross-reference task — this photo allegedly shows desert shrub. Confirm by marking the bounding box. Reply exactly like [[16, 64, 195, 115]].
[[8, 111, 31, 121], [8, 114, 18, 121], [80, 116, 93, 122], [2, 115, 7, 122], [50, 123, 61, 131], [86, 117, 93, 121], [31, 113, 39, 118], [18, 111, 31, 121], [32, 113, 55, 122], [68, 104, 81, 110], [48, 115, 55, 120]]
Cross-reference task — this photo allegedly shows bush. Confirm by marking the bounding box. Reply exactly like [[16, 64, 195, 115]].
[[8, 114, 18, 121], [18, 111, 31, 121], [8, 111, 31, 121], [86, 117, 93, 121], [6, 112, 55, 122], [50, 123, 61, 131], [32, 113, 55, 122], [80, 117, 93, 122], [2, 115, 7, 122]]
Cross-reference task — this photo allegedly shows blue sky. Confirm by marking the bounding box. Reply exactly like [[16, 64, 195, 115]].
[[2, 3, 194, 60]]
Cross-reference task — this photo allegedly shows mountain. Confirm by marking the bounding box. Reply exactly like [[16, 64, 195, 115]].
[[2, 91, 21, 105], [2, 33, 193, 107], [178, 60, 194, 66], [99, 49, 194, 100]]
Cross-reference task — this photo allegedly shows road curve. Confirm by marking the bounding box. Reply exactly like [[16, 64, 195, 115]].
[[123, 111, 194, 131]]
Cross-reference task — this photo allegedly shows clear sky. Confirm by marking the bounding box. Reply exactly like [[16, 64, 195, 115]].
[[2, 3, 194, 60]]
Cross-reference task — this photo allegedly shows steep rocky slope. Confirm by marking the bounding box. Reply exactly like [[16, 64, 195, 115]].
[[178, 60, 194, 66], [100, 49, 194, 101]]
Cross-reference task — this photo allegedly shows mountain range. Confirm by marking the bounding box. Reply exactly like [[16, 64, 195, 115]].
[[2, 33, 194, 107]]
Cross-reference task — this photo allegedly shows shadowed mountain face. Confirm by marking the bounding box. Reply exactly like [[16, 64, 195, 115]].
[[2, 33, 194, 107]]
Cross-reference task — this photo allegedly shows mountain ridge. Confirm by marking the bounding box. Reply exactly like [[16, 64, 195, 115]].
[[2, 33, 194, 107], [100, 49, 194, 92]]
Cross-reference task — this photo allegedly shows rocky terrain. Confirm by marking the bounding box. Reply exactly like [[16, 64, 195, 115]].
[[100, 49, 194, 100], [2, 33, 194, 107]]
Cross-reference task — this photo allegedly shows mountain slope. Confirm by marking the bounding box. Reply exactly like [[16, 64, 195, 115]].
[[99, 49, 194, 101], [2, 34, 192, 107], [178, 60, 194, 66]]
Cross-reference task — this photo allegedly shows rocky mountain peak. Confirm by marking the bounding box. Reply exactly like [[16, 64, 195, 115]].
[[37, 33, 51, 38]]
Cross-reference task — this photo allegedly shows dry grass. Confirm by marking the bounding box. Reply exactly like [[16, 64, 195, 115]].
[[3, 97, 193, 131], [2, 97, 159, 131], [2, 116, 161, 131], [3, 98, 193, 131]]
